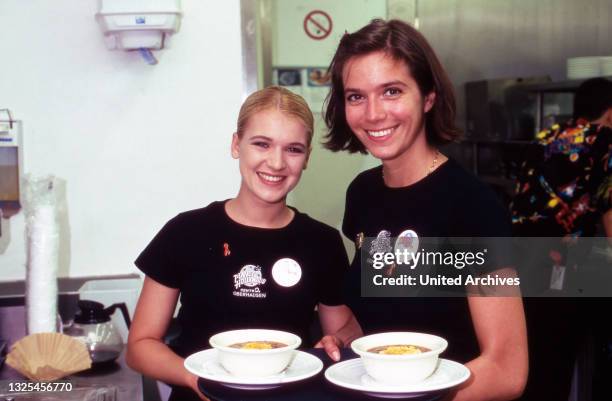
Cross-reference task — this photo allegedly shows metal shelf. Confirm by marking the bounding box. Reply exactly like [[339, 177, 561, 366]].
[[521, 76, 612, 93]]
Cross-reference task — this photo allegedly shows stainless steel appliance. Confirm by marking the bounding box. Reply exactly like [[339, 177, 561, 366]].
[[465, 77, 551, 141]]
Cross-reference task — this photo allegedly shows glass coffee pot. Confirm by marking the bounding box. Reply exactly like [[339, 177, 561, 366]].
[[64, 300, 131, 366]]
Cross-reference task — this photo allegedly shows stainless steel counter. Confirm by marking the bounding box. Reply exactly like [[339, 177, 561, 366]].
[[0, 278, 148, 401], [0, 352, 143, 401]]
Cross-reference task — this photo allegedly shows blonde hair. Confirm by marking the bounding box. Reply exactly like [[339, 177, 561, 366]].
[[236, 86, 314, 145]]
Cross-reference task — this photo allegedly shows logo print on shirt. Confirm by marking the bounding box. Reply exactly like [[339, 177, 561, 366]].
[[223, 242, 231, 257], [272, 258, 302, 287], [232, 265, 267, 299]]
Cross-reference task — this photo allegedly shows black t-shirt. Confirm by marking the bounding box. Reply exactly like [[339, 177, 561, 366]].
[[135, 200, 348, 357], [342, 159, 512, 363]]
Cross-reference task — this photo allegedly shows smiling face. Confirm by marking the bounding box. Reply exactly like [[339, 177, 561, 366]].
[[232, 108, 310, 206], [342, 51, 435, 164]]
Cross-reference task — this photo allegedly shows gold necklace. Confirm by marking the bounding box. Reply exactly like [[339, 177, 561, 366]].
[[382, 150, 440, 180], [427, 150, 440, 176]]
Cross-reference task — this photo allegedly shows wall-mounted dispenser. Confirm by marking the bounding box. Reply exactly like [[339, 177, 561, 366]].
[[95, 0, 182, 52], [0, 109, 22, 221]]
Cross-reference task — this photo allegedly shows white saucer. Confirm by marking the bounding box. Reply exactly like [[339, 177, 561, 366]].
[[184, 349, 323, 390], [325, 358, 470, 399]]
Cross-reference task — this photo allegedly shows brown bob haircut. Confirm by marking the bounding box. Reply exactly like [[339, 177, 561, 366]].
[[323, 19, 461, 153]]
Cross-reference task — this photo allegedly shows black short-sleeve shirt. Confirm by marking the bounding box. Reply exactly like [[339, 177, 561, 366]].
[[342, 159, 512, 363], [135, 201, 349, 357]]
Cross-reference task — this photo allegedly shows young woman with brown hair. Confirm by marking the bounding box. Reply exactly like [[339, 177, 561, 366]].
[[321, 19, 527, 401]]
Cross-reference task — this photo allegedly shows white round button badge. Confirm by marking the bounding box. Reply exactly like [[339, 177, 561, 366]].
[[272, 258, 302, 287], [394, 229, 419, 256]]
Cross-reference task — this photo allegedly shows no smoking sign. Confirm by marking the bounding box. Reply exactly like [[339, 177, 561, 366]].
[[303, 10, 332, 40]]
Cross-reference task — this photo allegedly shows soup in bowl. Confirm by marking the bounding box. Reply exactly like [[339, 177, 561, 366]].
[[209, 329, 301, 378], [351, 332, 447, 385]]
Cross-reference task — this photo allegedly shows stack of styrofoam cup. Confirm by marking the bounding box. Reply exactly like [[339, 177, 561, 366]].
[[24, 176, 60, 334]]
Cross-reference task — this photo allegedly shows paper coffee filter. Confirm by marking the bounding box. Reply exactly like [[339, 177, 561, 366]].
[[6, 333, 92, 381]]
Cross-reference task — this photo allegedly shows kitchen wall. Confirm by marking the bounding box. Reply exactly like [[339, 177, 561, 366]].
[[389, 0, 612, 128], [0, 0, 244, 281]]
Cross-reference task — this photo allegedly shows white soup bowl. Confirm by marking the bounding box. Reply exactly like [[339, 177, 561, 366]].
[[209, 329, 301, 378], [351, 332, 448, 385]]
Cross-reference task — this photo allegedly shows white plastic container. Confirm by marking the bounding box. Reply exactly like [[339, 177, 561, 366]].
[[95, 0, 182, 50], [600, 56, 612, 76], [567, 57, 601, 79]]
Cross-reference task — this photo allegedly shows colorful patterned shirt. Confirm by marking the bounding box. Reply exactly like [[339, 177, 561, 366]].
[[511, 119, 612, 237]]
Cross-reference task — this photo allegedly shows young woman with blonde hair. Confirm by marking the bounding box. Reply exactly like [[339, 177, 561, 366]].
[[127, 86, 361, 401]]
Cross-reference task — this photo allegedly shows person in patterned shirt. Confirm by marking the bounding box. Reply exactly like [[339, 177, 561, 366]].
[[511, 77, 612, 401], [512, 78, 611, 238]]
